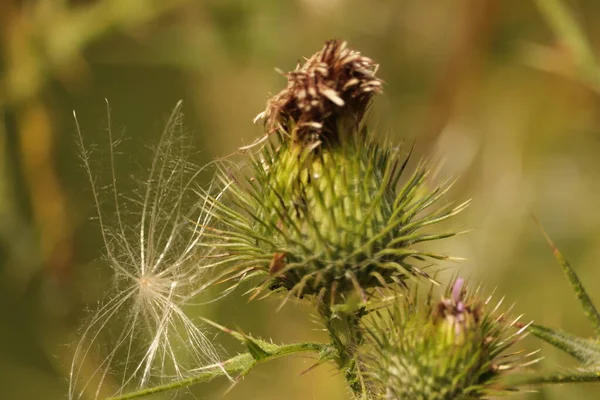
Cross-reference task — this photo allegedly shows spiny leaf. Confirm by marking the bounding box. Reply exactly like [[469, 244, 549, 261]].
[[515, 219, 600, 392], [529, 324, 600, 365], [244, 336, 271, 361], [200, 317, 278, 353], [535, 217, 600, 337]]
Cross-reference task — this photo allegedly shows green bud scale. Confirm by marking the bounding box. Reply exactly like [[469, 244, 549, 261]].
[[362, 279, 537, 399]]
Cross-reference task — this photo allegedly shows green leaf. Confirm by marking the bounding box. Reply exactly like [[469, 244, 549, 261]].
[[536, 218, 600, 337], [244, 336, 271, 361], [530, 324, 600, 365], [199, 317, 272, 360], [200, 317, 278, 352], [515, 219, 600, 391]]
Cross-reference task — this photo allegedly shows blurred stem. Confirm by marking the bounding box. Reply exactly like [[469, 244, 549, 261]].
[[419, 0, 498, 145], [17, 100, 71, 275], [534, 0, 600, 92], [108, 341, 325, 400]]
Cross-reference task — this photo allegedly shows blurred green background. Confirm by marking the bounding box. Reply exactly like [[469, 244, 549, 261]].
[[2, 0, 600, 399]]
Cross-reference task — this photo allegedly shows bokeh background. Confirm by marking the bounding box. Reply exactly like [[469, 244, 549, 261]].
[[2, 0, 600, 399]]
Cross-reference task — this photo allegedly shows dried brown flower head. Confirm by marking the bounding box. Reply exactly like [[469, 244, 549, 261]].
[[255, 40, 382, 145]]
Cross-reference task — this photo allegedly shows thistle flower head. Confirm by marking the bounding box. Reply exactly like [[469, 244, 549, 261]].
[[69, 101, 222, 399], [362, 279, 538, 399], [203, 42, 467, 310], [256, 39, 382, 145]]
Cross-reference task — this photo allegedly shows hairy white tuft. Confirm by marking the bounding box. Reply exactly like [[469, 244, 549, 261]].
[[69, 101, 223, 399]]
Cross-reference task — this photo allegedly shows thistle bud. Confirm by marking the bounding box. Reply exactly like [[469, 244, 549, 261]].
[[207, 41, 468, 308], [362, 279, 537, 399]]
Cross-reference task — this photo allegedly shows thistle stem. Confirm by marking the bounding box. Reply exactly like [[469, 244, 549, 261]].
[[510, 371, 600, 386], [107, 342, 325, 400], [319, 302, 368, 397]]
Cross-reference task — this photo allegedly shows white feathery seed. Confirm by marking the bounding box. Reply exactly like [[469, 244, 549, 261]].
[[69, 101, 223, 399]]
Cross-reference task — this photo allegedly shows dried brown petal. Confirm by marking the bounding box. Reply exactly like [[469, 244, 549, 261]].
[[257, 40, 382, 145]]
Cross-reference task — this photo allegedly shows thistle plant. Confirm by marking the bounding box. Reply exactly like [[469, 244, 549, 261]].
[[195, 40, 529, 398], [71, 41, 541, 400]]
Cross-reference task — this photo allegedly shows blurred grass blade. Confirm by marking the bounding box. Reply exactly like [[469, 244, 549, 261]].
[[534, 0, 596, 62], [529, 324, 600, 364], [536, 218, 600, 336], [534, 0, 600, 92]]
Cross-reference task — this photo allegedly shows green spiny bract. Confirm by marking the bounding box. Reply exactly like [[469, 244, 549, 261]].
[[362, 279, 535, 400], [516, 227, 600, 387], [204, 41, 468, 307]]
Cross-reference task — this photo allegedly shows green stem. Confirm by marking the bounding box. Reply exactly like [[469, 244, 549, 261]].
[[320, 303, 368, 398], [529, 323, 600, 364], [108, 342, 324, 400], [510, 370, 600, 386]]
